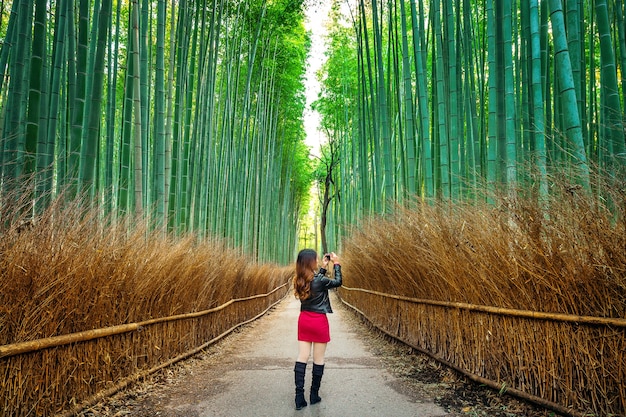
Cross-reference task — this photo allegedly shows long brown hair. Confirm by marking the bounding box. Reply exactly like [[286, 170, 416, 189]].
[[293, 249, 317, 300]]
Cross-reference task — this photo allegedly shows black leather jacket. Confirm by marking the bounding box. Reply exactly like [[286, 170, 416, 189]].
[[300, 264, 342, 314]]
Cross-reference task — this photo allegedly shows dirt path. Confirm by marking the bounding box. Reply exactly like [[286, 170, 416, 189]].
[[79, 294, 555, 417]]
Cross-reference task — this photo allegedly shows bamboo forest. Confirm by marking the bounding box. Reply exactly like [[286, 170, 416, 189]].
[[0, 0, 625, 416], [2, 0, 626, 253]]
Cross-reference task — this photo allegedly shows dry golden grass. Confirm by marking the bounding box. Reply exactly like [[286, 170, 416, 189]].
[[0, 190, 291, 415], [342, 179, 625, 318], [339, 175, 625, 416], [0, 195, 289, 346]]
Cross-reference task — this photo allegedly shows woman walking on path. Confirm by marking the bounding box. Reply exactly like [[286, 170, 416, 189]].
[[292, 249, 342, 410]]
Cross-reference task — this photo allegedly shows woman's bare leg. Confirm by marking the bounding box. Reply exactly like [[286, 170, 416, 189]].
[[297, 341, 312, 363], [312, 342, 327, 365]]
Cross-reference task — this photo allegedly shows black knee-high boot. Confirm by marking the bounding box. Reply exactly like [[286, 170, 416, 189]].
[[294, 361, 308, 410], [310, 363, 325, 404]]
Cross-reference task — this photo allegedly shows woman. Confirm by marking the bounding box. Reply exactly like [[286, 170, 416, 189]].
[[292, 248, 342, 410]]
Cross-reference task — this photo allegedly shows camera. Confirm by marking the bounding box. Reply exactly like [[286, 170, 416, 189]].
[[324, 253, 331, 261]]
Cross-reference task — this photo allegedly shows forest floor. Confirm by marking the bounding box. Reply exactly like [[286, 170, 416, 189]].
[[78, 295, 562, 417]]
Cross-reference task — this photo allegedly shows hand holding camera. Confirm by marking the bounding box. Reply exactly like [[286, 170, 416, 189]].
[[323, 252, 339, 265]]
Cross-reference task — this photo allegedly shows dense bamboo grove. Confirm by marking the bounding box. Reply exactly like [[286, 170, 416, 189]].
[[0, 191, 292, 415], [338, 177, 625, 416], [0, 0, 312, 263], [315, 0, 626, 249]]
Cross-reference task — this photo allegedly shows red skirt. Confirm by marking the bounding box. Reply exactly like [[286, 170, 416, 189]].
[[298, 311, 330, 343]]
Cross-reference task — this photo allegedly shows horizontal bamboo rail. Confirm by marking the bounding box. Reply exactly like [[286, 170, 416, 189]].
[[339, 297, 584, 417], [0, 283, 288, 359], [341, 286, 626, 327], [340, 287, 626, 416], [59, 292, 287, 417]]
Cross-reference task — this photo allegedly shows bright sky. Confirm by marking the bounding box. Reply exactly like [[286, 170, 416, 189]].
[[303, 0, 332, 158]]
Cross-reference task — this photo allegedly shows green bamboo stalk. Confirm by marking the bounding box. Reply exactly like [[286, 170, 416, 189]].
[[410, 0, 433, 199], [69, 0, 89, 194], [25, 0, 47, 181], [164, 0, 176, 224], [528, 0, 547, 198], [485, 0, 497, 191], [503, 0, 517, 190], [118, 28, 135, 215], [153, 0, 166, 224], [433, 0, 450, 199], [371, 0, 393, 203], [168, 0, 189, 230], [0, 0, 18, 94], [2, 0, 32, 183], [356, 2, 376, 212], [462, 0, 481, 191], [399, 0, 415, 196], [104, 0, 122, 213], [568, 0, 587, 142], [131, 0, 144, 213], [60, 0, 77, 193], [617, 0, 626, 127], [44, 0, 69, 203], [140, 0, 150, 208], [444, 0, 460, 199], [32, 0, 51, 210], [548, 0, 590, 188], [79, 0, 112, 197], [595, 0, 625, 168]]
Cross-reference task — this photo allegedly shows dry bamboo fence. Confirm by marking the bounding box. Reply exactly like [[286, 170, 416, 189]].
[[0, 283, 289, 417], [339, 286, 625, 417]]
